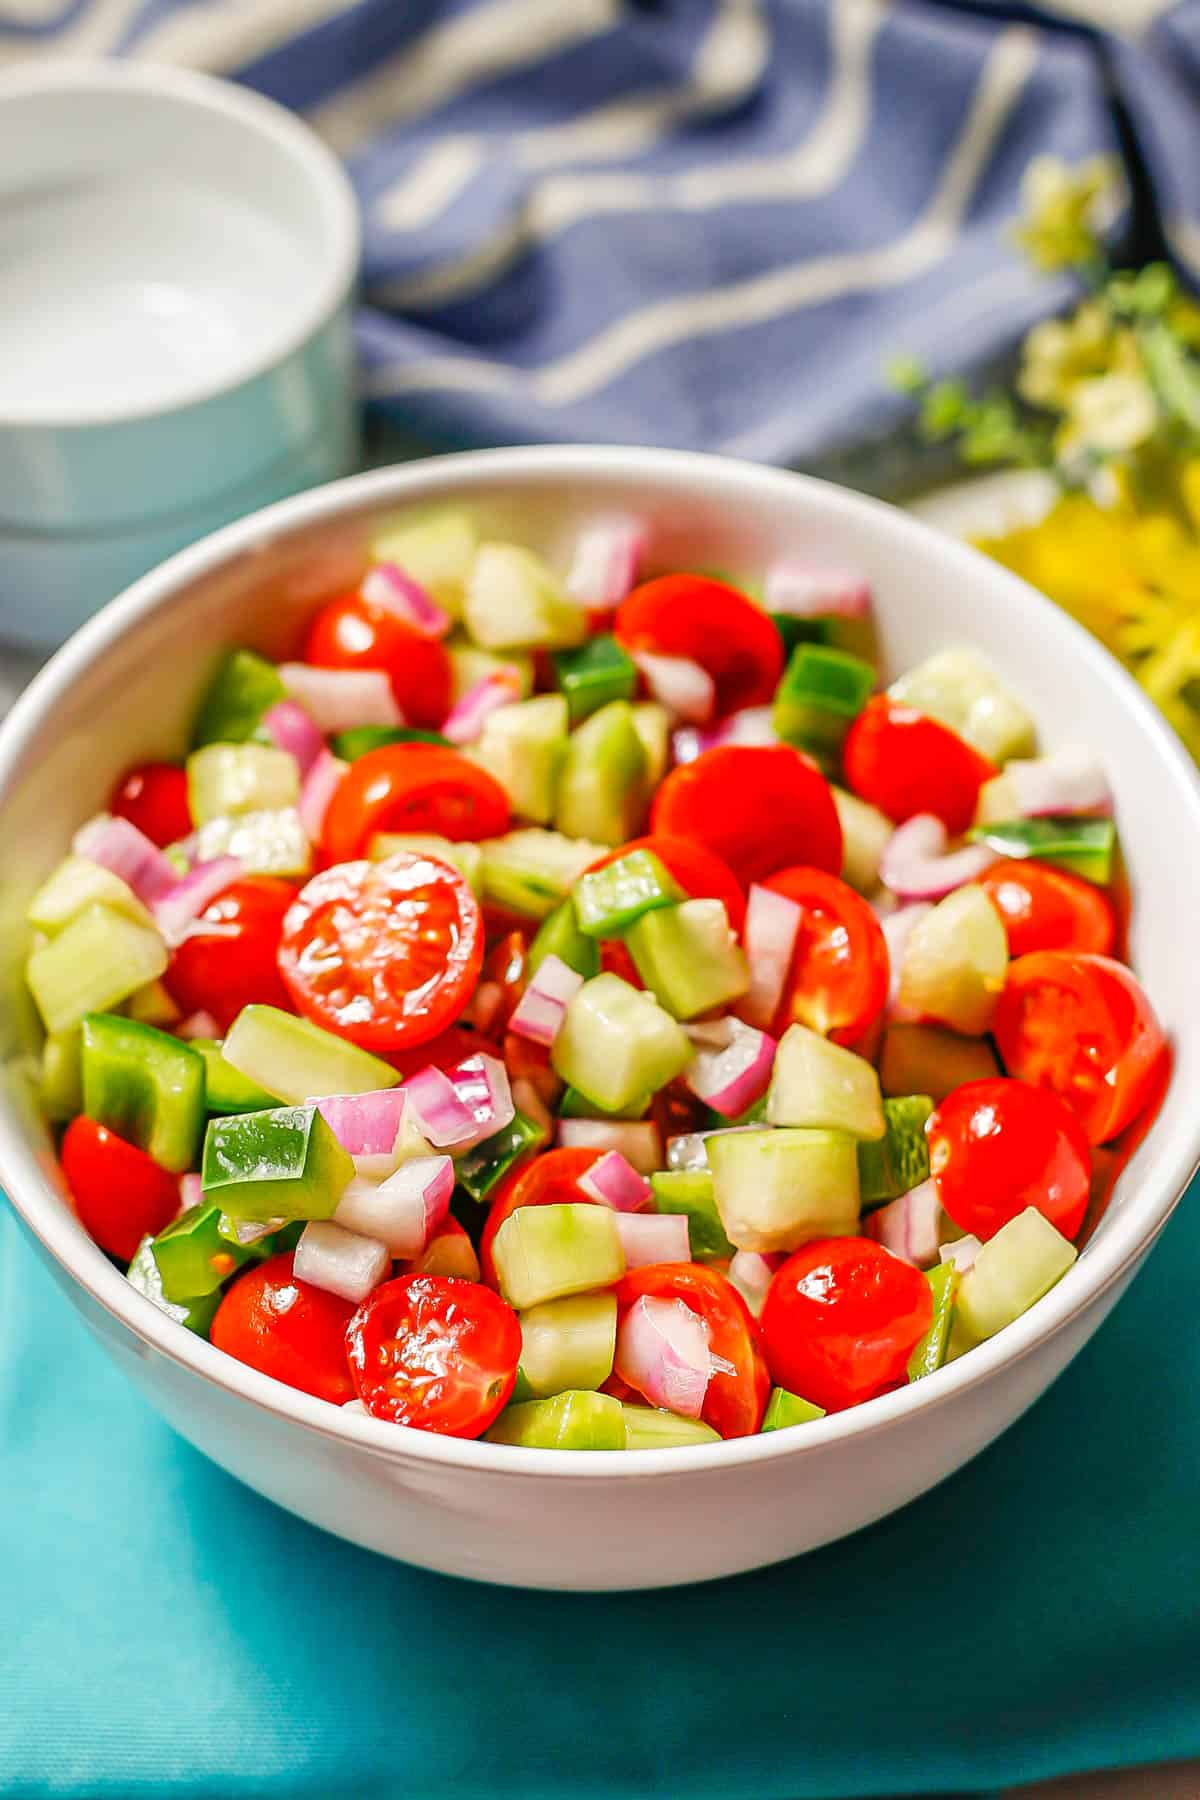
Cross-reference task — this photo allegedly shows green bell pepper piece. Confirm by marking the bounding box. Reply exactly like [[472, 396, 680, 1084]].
[[572, 848, 683, 938], [81, 1013, 205, 1173], [558, 1085, 651, 1120], [127, 1234, 222, 1333], [968, 817, 1116, 885], [650, 1169, 734, 1260], [192, 649, 285, 747], [201, 1105, 354, 1222], [192, 1039, 276, 1114], [908, 1261, 960, 1381], [331, 725, 448, 759], [528, 901, 601, 980], [857, 1095, 934, 1207], [761, 1387, 826, 1430], [151, 1203, 257, 1300], [771, 615, 833, 658], [772, 644, 875, 757], [551, 635, 638, 725], [455, 1111, 547, 1204]]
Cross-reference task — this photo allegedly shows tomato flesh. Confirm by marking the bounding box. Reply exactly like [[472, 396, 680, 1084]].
[[61, 1117, 180, 1263], [927, 1077, 1092, 1242], [652, 745, 841, 888], [165, 875, 297, 1032], [586, 834, 746, 932], [322, 744, 510, 863], [763, 865, 888, 1046], [211, 1252, 357, 1404], [110, 761, 192, 848], [978, 860, 1115, 958], [843, 697, 996, 835], [346, 1274, 520, 1436], [614, 1262, 770, 1438], [479, 1147, 603, 1287], [761, 1237, 933, 1413], [304, 590, 452, 729], [616, 574, 784, 714]]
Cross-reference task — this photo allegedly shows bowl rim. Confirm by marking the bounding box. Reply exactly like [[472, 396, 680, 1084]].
[[0, 59, 360, 430], [3, 444, 1199, 1480]]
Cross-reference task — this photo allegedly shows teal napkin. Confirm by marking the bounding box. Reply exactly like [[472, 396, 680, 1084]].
[[3, 1182, 1198, 1800]]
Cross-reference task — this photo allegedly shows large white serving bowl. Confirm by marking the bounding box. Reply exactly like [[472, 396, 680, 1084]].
[[1, 447, 1197, 1592]]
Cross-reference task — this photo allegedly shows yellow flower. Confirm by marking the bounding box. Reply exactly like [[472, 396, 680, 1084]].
[[1056, 370, 1158, 460], [1017, 300, 1133, 410], [1012, 154, 1123, 272]]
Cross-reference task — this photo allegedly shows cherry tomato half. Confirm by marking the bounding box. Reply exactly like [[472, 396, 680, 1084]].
[[652, 745, 842, 888], [278, 852, 484, 1052], [615, 574, 784, 714], [978, 860, 1115, 958], [763, 866, 889, 1046], [211, 1252, 356, 1405], [761, 1238, 933, 1413], [322, 744, 510, 864], [479, 1147, 603, 1287], [993, 951, 1167, 1145], [165, 876, 297, 1032], [346, 1274, 521, 1436], [927, 1077, 1092, 1242], [843, 697, 996, 835], [110, 761, 192, 848], [61, 1116, 180, 1263], [385, 1025, 491, 1082], [305, 590, 452, 729], [615, 1263, 770, 1438], [586, 835, 746, 932], [404, 1218, 482, 1283]]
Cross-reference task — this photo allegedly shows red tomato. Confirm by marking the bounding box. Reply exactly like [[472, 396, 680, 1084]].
[[993, 951, 1167, 1145], [761, 1238, 933, 1413], [346, 1274, 520, 1436], [616, 574, 784, 714], [652, 745, 842, 888], [405, 1218, 482, 1283], [842, 697, 996, 835], [978, 860, 1115, 958], [165, 876, 296, 1032], [479, 1147, 603, 1287], [278, 853, 483, 1052], [322, 744, 510, 863], [385, 1025, 490, 1081], [763, 866, 889, 1046], [304, 590, 452, 729], [110, 761, 192, 848], [211, 1252, 357, 1404], [614, 1263, 770, 1438], [585, 834, 746, 933], [600, 939, 643, 987], [61, 1117, 180, 1263], [466, 930, 529, 1037], [927, 1077, 1092, 1242]]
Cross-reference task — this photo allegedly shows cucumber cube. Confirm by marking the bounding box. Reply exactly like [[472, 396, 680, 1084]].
[[192, 649, 285, 748], [191, 1040, 276, 1115], [558, 1087, 651, 1120], [897, 885, 1008, 1036], [465, 543, 587, 650], [529, 901, 601, 980], [455, 1111, 548, 1204], [28, 852, 153, 935], [650, 1169, 734, 1260], [491, 1202, 624, 1309], [447, 639, 534, 703], [479, 829, 603, 921], [773, 645, 874, 756], [626, 898, 748, 1019], [955, 1206, 1076, 1344], [553, 635, 637, 725], [907, 1261, 959, 1380], [630, 703, 671, 788], [890, 648, 1035, 764], [555, 700, 649, 846], [41, 1029, 83, 1122], [551, 973, 692, 1112], [622, 1406, 721, 1448], [487, 1390, 626, 1449], [370, 506, 477, 615], [81, 1013, 205, 1173], [367, 834, 483, 894], [517, 1292, 617, 1397], [201, 1105, 355, 1223], [857, 1095, 933, 1205], [190, 807, 312, 878], [127, 1235, 222, 1334], [831, 787, 892, 894], [222, 1005, 399, 1107], [471, 695, 568, 824], [124, 980, 182, 1028], [761, 1387, 826, 1431], [187, 743, 299, 826], [707, 1127, 860, 1253], [27, 903, 167, 1035], [151, 1202, 256, 1300], [879, 1023, 1000, 1101], [767, 1024, 885, 1141], [573, 848, 683, 937]]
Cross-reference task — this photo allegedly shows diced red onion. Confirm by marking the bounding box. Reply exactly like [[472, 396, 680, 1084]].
[[683, 1018, 775, 1118], [880, 814, 995, 903], [1006, 744, 1113, 818], [441, 668, 524, 745], [508, 953, 584, 1047], [178, 1172, 203, 1215], [728, 1249, 782, 1318], [175, 1010, 220, 1041], [740, 884, 802, 1029], [360, 561, 451, 638], [578, 1149, 653, 1213], [315, 1088, 408, 1157], [352, 1152, 403, 1182], [865, 1179, 942, 1268], [402, 1067, 477, 1147], [151, 856, 241, 947], [632, 650, 715, 724], [940, 1233, 982, 1272], [565, 518, 645, 608], [298, 749, 348, 844], [879, 901, 933, 1022], [614, 1211, 690, 1267], [444, 1052, 514, 1150], [294, 1220, 391, 1302], [557, 1118, 663, 1176], [334, 1155, 453, 1257], [672, 705, 776, 765], [73, 814, 177, 908], [614, 1294, 712, 1417], [764, 561, 871, 619], [278, 663, 403, 732], [227, 1214, 284, 1247], [261, 699, 324, 776]]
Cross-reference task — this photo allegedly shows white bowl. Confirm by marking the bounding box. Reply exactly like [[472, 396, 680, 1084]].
[[1, 447, 1197, 1592]]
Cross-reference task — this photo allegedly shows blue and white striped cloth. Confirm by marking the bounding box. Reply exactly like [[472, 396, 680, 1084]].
[[3, 0, 1199, 467]]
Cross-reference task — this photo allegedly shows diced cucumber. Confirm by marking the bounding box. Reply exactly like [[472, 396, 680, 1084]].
[[889, 648, 1036, 764], [857, 1095, 933, 1205], [479, 829, 604, 921], [897, 885, 1007, 1035], [40, 1030, 82, 1122], [370, 507, 477, 616], [955, 1207, 1076, 1344], [491, 1202, 624, 1309], [631, 703, 671, 788], [558, 1087, 651, 1121], [447, 639, 534, 704], [831, 787, 892, 894], [454, 1111, 547, 1204], [222, 1004, 399, 1107], [761, 1387, 826, 1430], [553, 635, 637, 725], [767, 1024, 884, 1142], [879, 1024, 1000, 1101], [707, 1128, 860, 1253], [529, 901, 601, 980], [487, 1390, 626, 1449], [626, 898, 748, 1019], [81, 1013, 205, 1173], [517, 1292, 617, 1398], [127, 1235, 221, 1334], [969, 817, 1116, 885], [190, 807, 312, 877], [28, 852, 153, 935], [773, 645, 874, 757], [151, 1201, 256, 1300], [907, 1262, 959, 1380], [191, 1039, 276, 1114], [27, 903, 167, 1035], [572, 848, 683, 938], [334, 726, 447, 759], [622, 1406, 721, 1448], [367, 833, 483, 894], [187, 743, 299, 827], [554, 700, 649, 846], [192, 649, 285, 748], [125, 980, 182, 1028], [551, 973, 692, 1112], [201, 1105, 354, 1223], [471, 695, 568, 824], [465, 543, 587, 650], [650, 1169, 734, 1260]]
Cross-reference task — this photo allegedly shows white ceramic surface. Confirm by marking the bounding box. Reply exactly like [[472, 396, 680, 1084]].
[[0, 62, 361, 645], [1, 447, 1198, 1592]]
